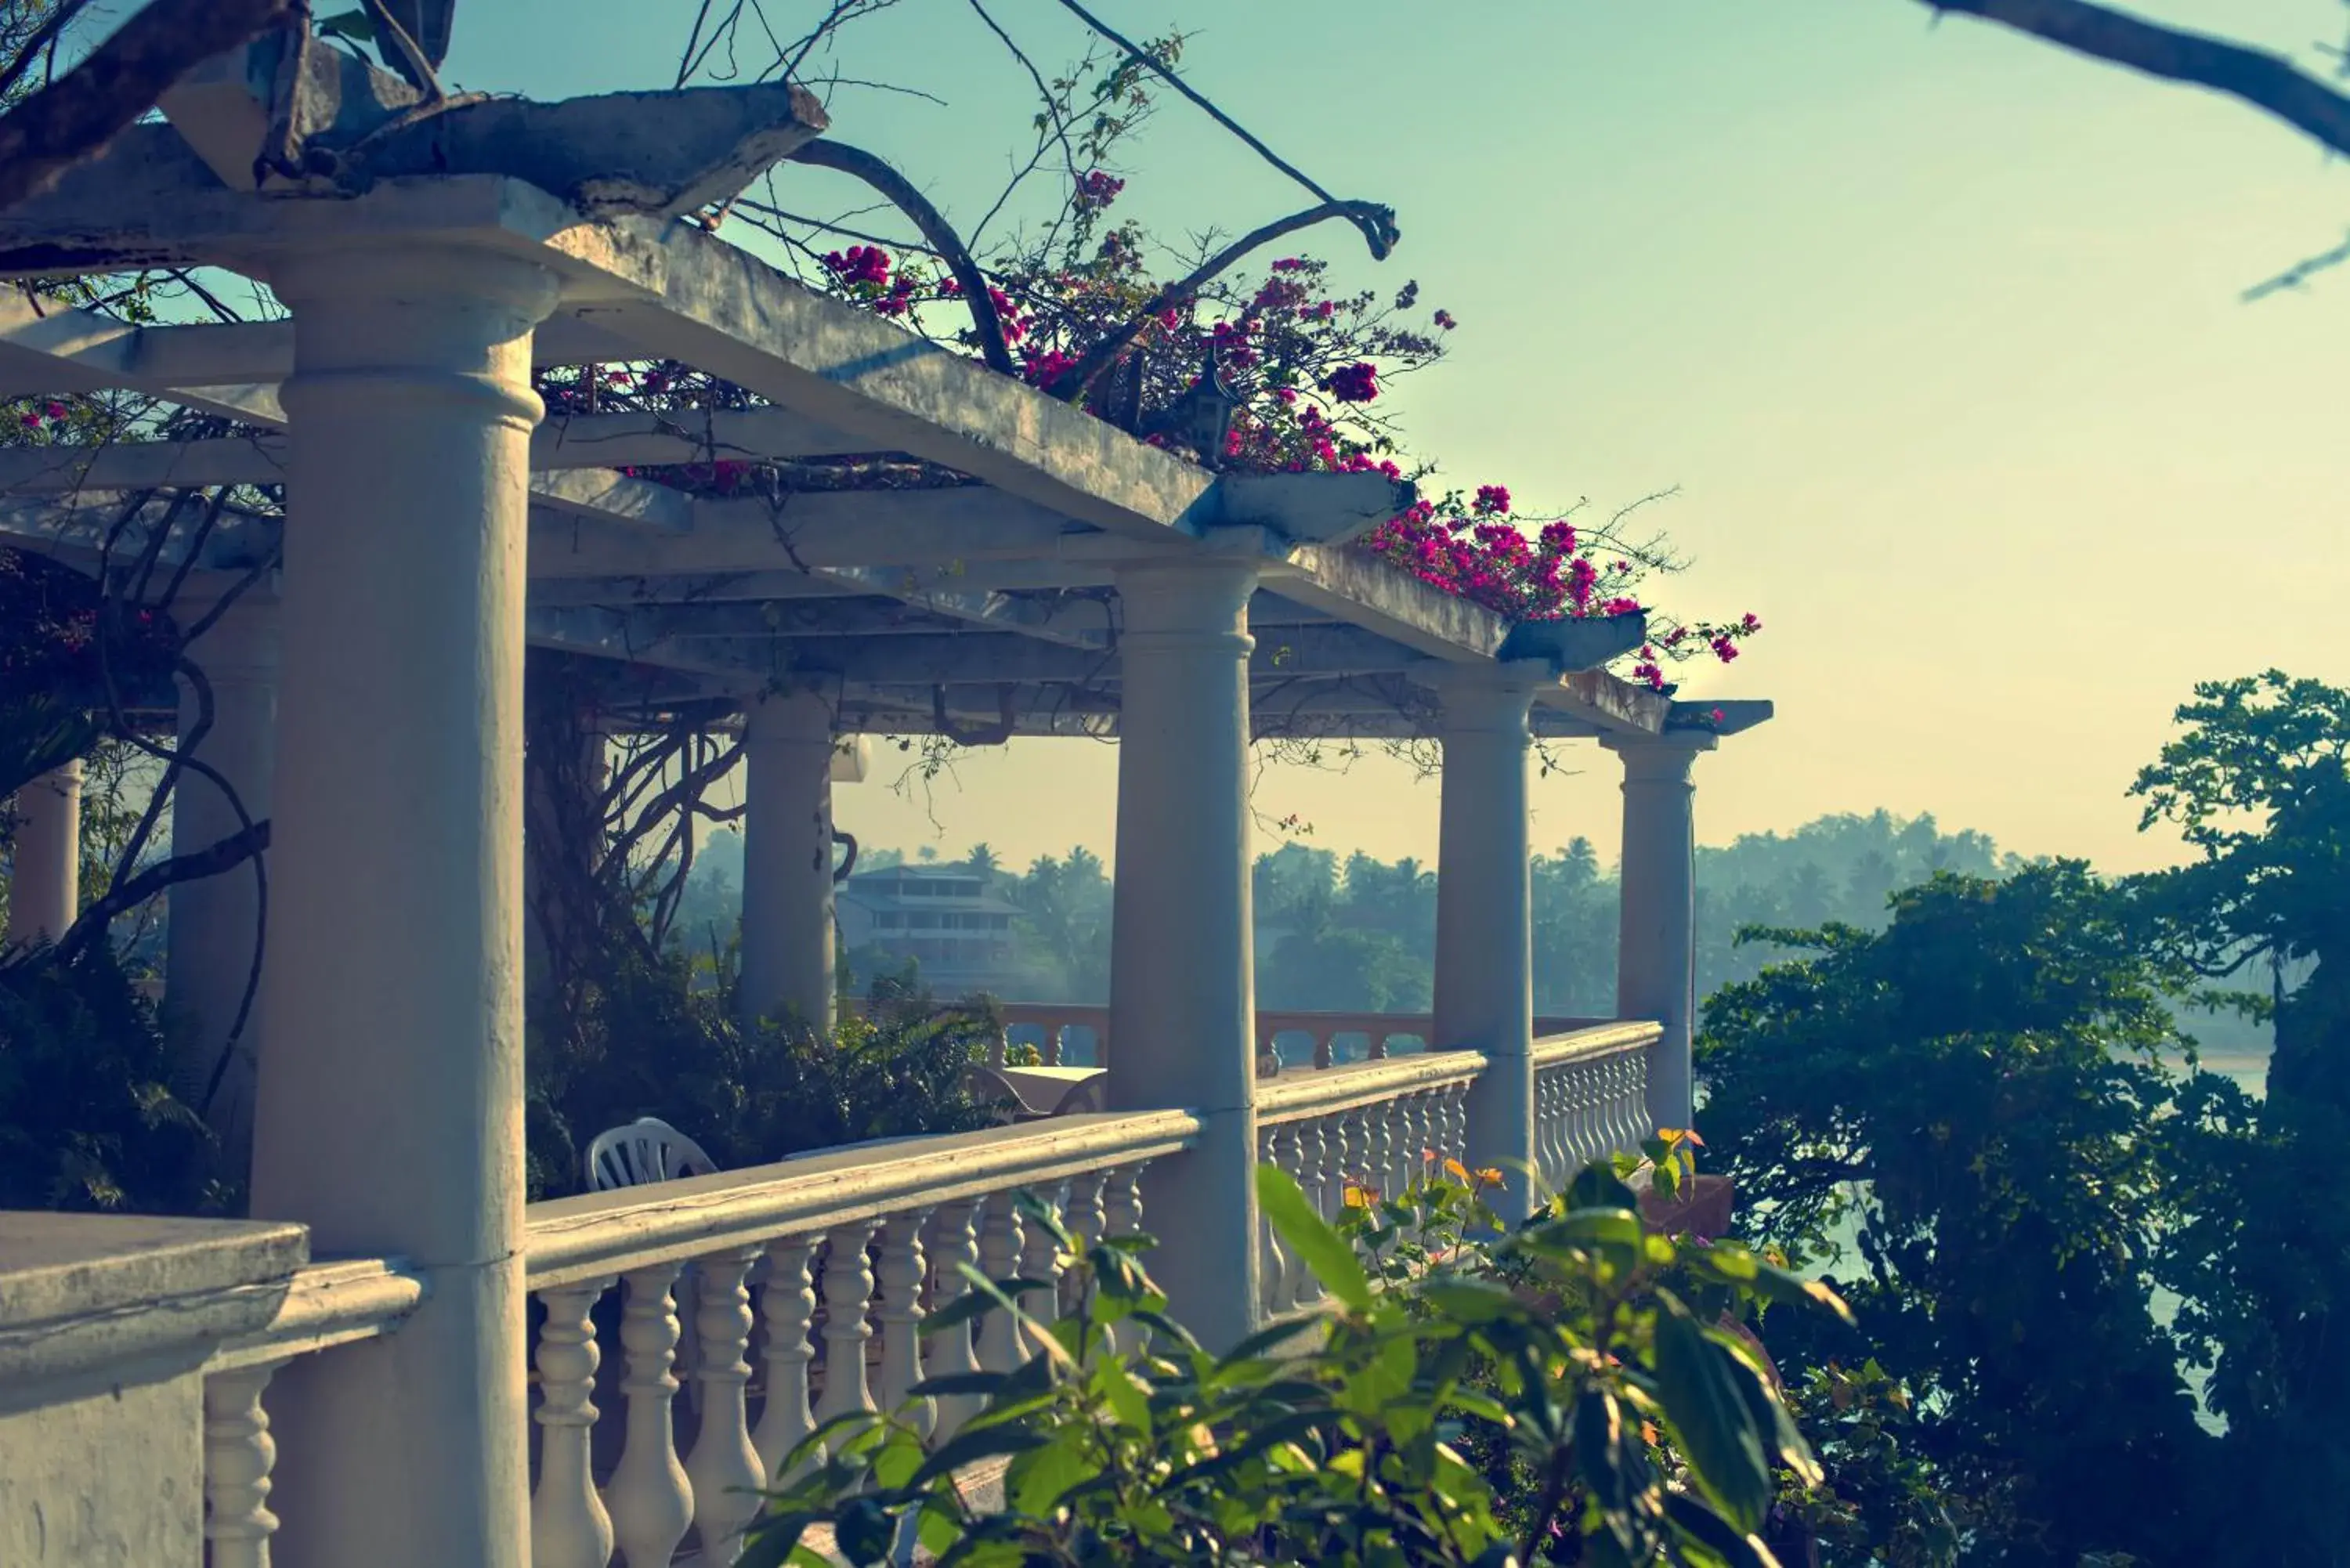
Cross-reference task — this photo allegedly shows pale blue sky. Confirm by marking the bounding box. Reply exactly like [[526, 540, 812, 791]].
[[445, 2, 2348, 873]]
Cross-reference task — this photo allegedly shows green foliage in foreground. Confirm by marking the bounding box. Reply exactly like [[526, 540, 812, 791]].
[[746, 1162, 1864, 1568]]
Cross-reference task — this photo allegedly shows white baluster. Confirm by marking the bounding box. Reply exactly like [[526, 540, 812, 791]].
[[1553, 1064, 1579, 1173], [753, 1237, 816, 1482], [687, 1248, 765, 1564], [1019, 1181, 1066, 1329], [1607, 1054, 1634, 1154], [1564, 1060, 1595, 1171], [815, 1222, 879, 1428], [1631, 1046, 1656, 1142], [875, 1211, 935, 1440], [1102, 1166, 1148, 1354], [1257, 1124, 1288, 1317], [1534, 1071, 1560, 1193], [1369, 1031, 1391, 1062], [609, 1263, 693, 1568], [1061, 1172, 1108, 1323], [1385, 1097, 1412, 1201], [1042, 1024, 1063, 1067], [203, 1363, 282, 1568], [924, 1200, 985, 1438], [1321, 1110, 1349, 1222], [1293, 1118, 1329, 1305], [974, 1191, 1026, 1373], [989, 1024, 1008, 1068], [530, 1281, 614, 1568], [1313, 1029, 1334, 1071], [1397, 1093, 1430, 1194], [1361, 1098, 1392, 1202]]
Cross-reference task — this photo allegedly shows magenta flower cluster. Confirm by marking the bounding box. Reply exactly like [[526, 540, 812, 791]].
[[1365, 491, 1762, 689], [1325, 362, 1379, 403], [771, 183, 1770, 692], [1074, 170, 1126, 211]]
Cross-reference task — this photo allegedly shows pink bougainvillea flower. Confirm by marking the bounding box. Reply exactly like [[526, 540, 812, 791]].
[[1325, 362, 1379, 403], [821, 245, 891, 288], [1074, 169, 1126, 211]]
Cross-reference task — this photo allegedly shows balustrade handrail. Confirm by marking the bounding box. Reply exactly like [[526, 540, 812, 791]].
[[522, 1108, 1204, 1290], [1531, 1019, 1664, 1071], [1256, 1046, 1486, 1125], [206, 1256, 428, 1375]]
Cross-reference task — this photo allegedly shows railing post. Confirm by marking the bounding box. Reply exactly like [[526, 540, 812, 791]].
[[1603, 732, 1713, 1133], [248, 244, 557, 1568], [1106, 558, 1262, 1349], [739, 688, 838, 1035], [1433, 664, 1547, 1224]]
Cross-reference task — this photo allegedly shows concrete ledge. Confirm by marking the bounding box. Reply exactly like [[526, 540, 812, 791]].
[[0, 1212, 308, 1401]]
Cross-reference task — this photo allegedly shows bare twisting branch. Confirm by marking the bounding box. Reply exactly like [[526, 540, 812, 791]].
[[1913, 0, 2350, 158], [786, 137, 1018, 374], [1044, 198, 1400, 403]]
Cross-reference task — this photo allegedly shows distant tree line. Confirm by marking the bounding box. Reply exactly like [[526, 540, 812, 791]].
[[674, 805, 2154, 1035]]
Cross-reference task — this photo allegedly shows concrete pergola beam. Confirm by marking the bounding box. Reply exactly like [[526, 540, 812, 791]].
[[0, 292, 675, 425]]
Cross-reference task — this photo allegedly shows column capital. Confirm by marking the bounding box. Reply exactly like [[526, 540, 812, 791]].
[[274, 245, 559, 434], [1601, 729, 1716, 780], [1113, 556, 1259, 648], [741, 686, 836, 747], [1433, 659, 1550, 732], [175, 582, 281, 691]]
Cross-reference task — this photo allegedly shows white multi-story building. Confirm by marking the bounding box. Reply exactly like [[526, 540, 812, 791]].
[[836, 862, 1022, 997]]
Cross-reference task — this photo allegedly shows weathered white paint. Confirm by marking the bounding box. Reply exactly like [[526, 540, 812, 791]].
[[738, 688, 837, 1035], [1105, 558, 1263, 1349], [1605, 734, 1713, 1133], [4, 758, 80, 947], [1434, 664, 1548, 1223], [0, 1212, 304, 1568], [245, 243, 558, 1568], [165, 589, 278, 1157]]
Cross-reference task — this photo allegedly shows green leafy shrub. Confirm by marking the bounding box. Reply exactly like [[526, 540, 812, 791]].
[[0, 941, 221, 1212], [746, 1160, 1854, 1567], [525, 943, 1000, 1198]]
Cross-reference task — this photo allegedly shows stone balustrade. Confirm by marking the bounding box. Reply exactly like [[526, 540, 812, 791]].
[[1531, 1021, 1665, 1192], [516, 1109, 1198, 1567], [982, 1003, 1614, 1074], [22, 1027, 1659, 1567], [198, 1260, 432, 1568]]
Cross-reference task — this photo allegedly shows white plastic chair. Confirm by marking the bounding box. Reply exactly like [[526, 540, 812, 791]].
[[582, 1117, 721, 1408], [584, 1116, 720, 1191]]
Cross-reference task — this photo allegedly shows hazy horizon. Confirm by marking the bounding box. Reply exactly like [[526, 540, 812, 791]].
[[436, 1, 2348, 876]]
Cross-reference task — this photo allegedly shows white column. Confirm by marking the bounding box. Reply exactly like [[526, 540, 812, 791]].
[[739, 688, 837, 1035], [247, 244, 557, 1568], [1605, 733, 1713, 1133], [5, 758, 81, 946], [165, 590, 279, 1154], [1107, 558, 1260, 1348], [1432, 664, 1546, 1225]]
